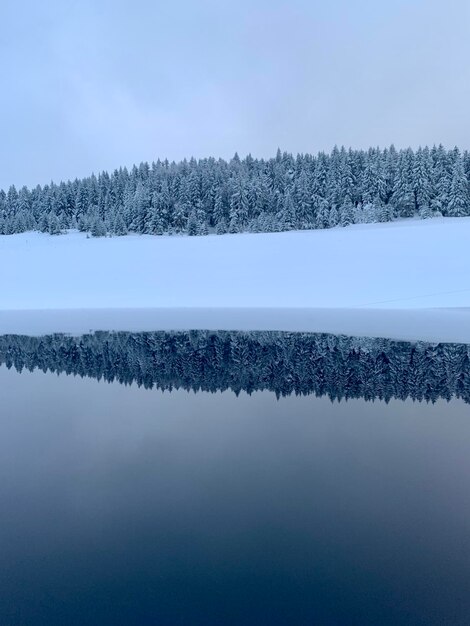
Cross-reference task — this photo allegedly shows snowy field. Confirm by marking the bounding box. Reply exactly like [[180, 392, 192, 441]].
[[1, 217, 470, 342]]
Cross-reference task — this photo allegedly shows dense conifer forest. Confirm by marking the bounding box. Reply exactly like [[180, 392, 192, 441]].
[[1, 145, 470, 237], [2, 330, 469, 403]]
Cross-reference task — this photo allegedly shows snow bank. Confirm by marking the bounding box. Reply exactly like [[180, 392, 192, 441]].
[[0, 307, 469, 344], [1, 217, 470, 341]]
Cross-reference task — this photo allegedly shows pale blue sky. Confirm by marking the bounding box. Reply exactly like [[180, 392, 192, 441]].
[[1, 0, 470, 188]]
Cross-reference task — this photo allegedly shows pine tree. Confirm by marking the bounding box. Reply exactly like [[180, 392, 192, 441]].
[[391, 149, 415, 217], [187, 209, 199, 236], [328, 205, 339, 228], [327, 146, 343, 206], [48, 213, 62, 235], [383, 145, 398, 203], [229, 181, 249, 232], [74, 183, 89, 222], [90, 217, 107, 237], [294, 171, 312, 228], [314, 197, 330, 229], [278, 190, 296, 230], [413, 147, 433, 209], [447, 157, 469, 217], [131, 181, 150, 233], [312, 153, 328, 198], [377, 199, 392, 223], [361, 151, 377, 204], [6, 185, 18, 217], [113, 210, 128, 236], [90, 207, 107, 237], [2, 145, 470, 238], [12, 211, 27, 233], [213, 190, 227, 227], [419, 204, 433, 219], [340, 152, 356, 207], [196, 203, 209, 235], [431, 144, 451, 215], [362, 202, 378, 223], [339, 198, 354, 227]]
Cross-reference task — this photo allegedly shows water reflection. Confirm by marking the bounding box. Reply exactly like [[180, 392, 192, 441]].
[[1, 331, 470, 625], [1, 330, 469, 403]]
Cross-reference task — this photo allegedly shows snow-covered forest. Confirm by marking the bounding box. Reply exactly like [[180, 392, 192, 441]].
[[2, 145, 470, 237], [2, 330, 469, 403]]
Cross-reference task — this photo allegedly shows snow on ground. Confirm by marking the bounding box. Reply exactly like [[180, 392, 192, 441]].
[[1, 217, 470, 342], [0, 308, 469, 344]]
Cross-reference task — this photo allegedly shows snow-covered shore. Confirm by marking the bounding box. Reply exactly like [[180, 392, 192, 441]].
[[1, 217, 470, 341], [0, 307, 469, 344]]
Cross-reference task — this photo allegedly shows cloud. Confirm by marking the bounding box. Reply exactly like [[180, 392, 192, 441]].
[[1, 0, 470, 188]]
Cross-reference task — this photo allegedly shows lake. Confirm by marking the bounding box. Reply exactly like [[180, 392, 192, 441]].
[[0, 330, 469, 625]]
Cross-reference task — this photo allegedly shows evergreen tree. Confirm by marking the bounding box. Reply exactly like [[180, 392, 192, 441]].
[[361, 151, 378, 204], [187, 209, 199, 236], [90, 208, 107, 237], [413, 146, 433, 209], [215, 218, 227, 234], [229, 181, 249, 232], [213, 190, 227, 226], [1, 145, 469, 238], [362, 202, 378, 223], [294, 171, 313, 228], [278, 190, 296, 230], [391, 149, 415, 217], [112, 209, 128, 236], [6, 185, 18, 217], [378, 200, 393, 223], [431, 144, 451, 214], [48, 213, 62, 235], [131, 181, 150, 233], [419, 204, 433, 219], [328, 205, 339, 228], [315, 197, 330, 229], [447, 157, 469, 217], [340, 198, 354, 227]]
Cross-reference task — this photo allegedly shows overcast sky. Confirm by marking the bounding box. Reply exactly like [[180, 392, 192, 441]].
[[1, 0, 470, 189]]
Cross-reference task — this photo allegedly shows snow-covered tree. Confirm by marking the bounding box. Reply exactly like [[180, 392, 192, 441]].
[[0, 145, 468, 238], [447, 156, 469, 217]]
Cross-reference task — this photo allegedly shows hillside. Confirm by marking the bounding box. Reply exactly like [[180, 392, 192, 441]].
[[2, 146, 470, 239]]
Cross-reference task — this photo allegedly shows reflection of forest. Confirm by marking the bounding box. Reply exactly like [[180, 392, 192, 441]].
[[1, 330, 469, 403]]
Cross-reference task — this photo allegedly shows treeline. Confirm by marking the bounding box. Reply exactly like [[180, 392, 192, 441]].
[[1, 330, 469, 403], [1, 145, 470, 237]]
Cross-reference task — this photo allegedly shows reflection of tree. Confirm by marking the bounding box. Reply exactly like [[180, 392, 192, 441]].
[[0, 331, 469, 404]]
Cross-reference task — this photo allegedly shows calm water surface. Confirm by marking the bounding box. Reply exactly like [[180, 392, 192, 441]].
[[0, 331, 469, 625]]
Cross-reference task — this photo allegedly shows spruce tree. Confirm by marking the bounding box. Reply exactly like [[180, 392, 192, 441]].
[[48, 213, 62, 235], [113, 210, 128, 236], [447, 157, 469, 217], [2, 145, 470, 238], [340, 198, 354, 227], [187, 209, 199, 236], [391, 149, 415, 217]]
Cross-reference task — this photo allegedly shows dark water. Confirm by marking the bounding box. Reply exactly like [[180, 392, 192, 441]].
[[0, 331, 469, 625]]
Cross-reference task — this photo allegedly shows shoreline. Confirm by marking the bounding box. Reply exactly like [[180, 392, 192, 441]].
[[0, 307, 469, 344]]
